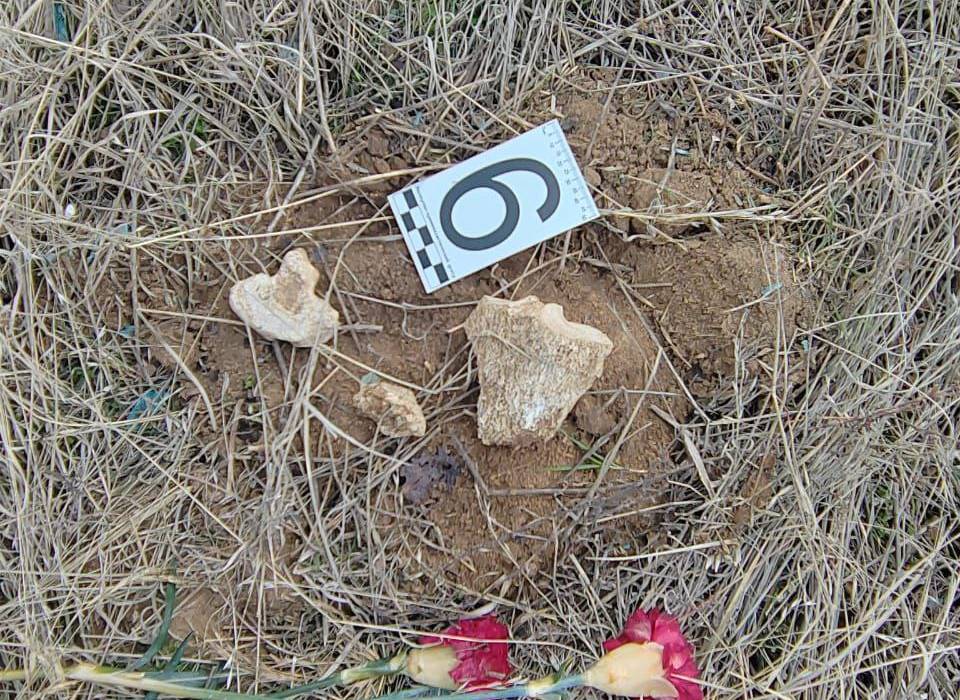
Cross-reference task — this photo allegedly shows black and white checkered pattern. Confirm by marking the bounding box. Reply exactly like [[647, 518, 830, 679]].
[[395, 189, 449, 286]]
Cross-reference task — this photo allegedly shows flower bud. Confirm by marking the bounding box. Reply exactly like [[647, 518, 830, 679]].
[[584, 642, 678, 698], [600, 608, 701, 700], [406, 645, 459, 690], [411, 615, 512, 690]]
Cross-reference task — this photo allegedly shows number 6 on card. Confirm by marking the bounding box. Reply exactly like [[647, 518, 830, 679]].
[[388, 120, 599, 293]]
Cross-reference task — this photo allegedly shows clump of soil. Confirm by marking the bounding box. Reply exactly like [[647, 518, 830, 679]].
[[403, 447, 462, 505], [99, 77, 812, 594]]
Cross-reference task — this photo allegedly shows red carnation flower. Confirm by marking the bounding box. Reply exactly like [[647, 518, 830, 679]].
[[406, 615, 512, 690], [599, 608, 702, 700]]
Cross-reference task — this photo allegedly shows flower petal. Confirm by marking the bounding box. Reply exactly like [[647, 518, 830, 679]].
[[622, 608, 654, 643], [602, 634, 630, 653], [660, 643, 695, 673], [649, 613, 687, 651], [661, 640, 701, 700]]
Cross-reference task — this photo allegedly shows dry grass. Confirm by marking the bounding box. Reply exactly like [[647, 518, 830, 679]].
[[1, 0, 959, 698]]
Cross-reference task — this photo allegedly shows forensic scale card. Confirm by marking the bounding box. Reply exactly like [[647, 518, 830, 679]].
[[388, 120, 599, 293]]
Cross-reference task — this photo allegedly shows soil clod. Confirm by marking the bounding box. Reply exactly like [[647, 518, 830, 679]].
[[402, 447, 462, 505]]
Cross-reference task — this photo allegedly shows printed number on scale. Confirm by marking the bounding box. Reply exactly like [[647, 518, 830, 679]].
[[388, 121, 599, 293]]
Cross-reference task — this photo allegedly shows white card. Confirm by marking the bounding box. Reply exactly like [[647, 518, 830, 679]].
[[388, 120, 598, 293]]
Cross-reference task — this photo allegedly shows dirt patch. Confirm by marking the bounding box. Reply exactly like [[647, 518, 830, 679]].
[[555, 86, 767, 239], [379, 235, 807, 590], [97, 78, 812, 593], [386, 265, 680, 589], [614, 236, 809, 385], [169, 587, 223, 642]]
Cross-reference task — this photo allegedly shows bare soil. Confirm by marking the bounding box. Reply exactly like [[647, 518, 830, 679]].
[[101, 80, 812, 600]]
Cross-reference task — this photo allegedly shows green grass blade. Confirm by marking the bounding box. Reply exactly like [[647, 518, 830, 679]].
[[144, 633, 194, 700], [52, 3, 70, 41], [130, 582, 177, 671]]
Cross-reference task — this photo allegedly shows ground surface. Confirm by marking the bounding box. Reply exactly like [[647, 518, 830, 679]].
[[126, 85, 813, 590], [1, 2, 958, 699]]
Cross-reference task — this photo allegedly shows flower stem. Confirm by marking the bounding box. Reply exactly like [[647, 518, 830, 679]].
[[67, 664, 263, 700], [268, 653, 408, 698], [0, 655, 408, 700], [371, 674, 586, 700]]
